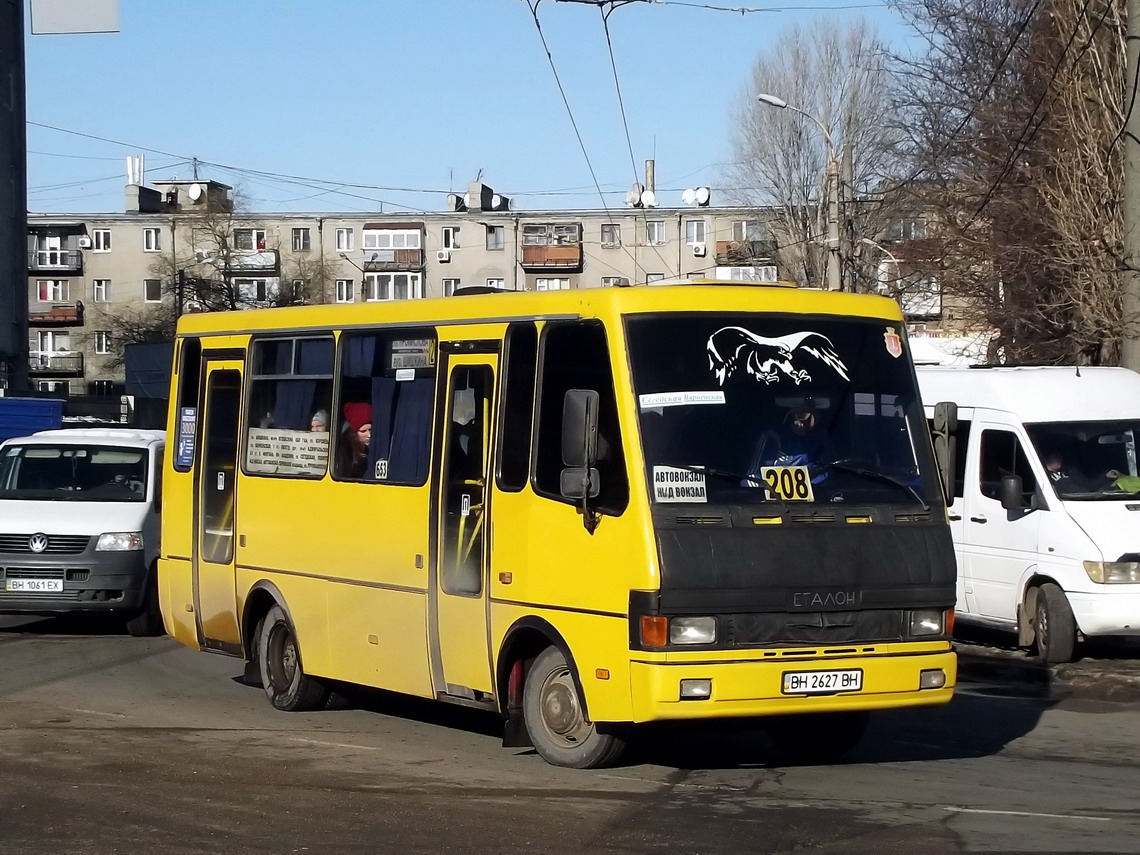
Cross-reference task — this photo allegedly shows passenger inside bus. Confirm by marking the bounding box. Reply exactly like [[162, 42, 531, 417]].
[[339, 402, 372, 479]]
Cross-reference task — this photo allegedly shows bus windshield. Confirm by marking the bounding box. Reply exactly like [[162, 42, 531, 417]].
[[0, 444, 148, 502], [1026, 420, 1140, 499], [626, 313, 940, 507]]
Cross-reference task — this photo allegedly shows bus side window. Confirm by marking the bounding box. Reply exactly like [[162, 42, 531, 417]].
[[173, 338, 201, 473], [497, 322, 538, 492], [533, 321, 629, 515]]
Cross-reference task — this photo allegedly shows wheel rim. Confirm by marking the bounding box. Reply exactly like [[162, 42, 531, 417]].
[[267, 623, 298, 691], [1037, 598, 1050, 652], [538, 665, 592, 747]]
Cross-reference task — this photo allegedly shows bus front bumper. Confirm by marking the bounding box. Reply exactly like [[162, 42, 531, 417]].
[[627, 649, 956, 723]]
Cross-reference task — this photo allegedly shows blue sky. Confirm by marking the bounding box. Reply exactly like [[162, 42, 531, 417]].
[[25, 0, 911, 214]]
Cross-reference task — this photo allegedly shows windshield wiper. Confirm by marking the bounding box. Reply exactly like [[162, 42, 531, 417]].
[[813, 459, 930, 511]]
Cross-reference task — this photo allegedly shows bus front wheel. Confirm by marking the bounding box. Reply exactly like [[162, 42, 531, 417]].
[[522, 646, 626, 769], [257, 605, 330, 712]]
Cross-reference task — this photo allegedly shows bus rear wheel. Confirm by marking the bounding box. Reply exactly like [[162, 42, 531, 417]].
[[522, 646, 626, 769], [257, 605, 330, 712]]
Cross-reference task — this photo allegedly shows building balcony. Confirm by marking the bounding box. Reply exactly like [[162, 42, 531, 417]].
[[361, 248, 425, 272], [714, 240, 778, 265], [29, 302, 85, 326], [227, 249, 279, 273], [521, 244, 583, 271], [29, 351, 85, 377], [28, 250, 83, 274]]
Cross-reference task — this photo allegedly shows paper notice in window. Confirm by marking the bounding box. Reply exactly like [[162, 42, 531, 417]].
[[246, 428, 329, 476], [639, 391, 725, 410], [653, 466, 708, 503]]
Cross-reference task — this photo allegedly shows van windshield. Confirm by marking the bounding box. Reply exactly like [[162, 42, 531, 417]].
[[626, 313, 940, 507], [0, 444, 148, 502], [1026, 421, 1140, 500]]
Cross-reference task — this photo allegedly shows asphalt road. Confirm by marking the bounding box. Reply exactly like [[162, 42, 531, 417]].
[[2, 615, 1139, 855]]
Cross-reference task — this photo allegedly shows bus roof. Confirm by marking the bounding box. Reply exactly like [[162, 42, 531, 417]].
[[175, 283, 904, 337]]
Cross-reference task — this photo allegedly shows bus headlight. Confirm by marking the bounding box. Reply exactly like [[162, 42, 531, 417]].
[[670, 616, 717, 645], [1083, 561, 1140, 584], [96, 532, 143, 551], [908, 608, 944, 637]]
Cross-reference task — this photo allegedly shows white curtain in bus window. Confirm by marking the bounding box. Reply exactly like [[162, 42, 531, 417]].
[[245, 337, 334, 478], [339, 332, 436, 484]]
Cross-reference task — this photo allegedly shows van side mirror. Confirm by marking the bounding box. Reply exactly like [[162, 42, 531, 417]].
[[1000, 474, 1026, 511], [931, 401, 959, 501]]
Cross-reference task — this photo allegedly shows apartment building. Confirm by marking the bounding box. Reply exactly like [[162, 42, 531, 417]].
[[25, 179, 784, 394]]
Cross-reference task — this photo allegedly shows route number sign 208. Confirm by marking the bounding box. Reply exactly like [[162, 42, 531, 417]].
[[759, 466, 814, 502]]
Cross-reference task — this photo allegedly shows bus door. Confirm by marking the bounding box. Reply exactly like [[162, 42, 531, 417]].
[[193, 360, 243, 649], [432, 352, 498, 699]]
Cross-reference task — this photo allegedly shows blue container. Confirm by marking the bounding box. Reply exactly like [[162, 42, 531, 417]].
[[0, 397, 65, 444]]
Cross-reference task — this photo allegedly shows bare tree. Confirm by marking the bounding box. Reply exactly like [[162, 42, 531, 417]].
[[726, 18, 904, 289], [892, 0, 1127, 364]]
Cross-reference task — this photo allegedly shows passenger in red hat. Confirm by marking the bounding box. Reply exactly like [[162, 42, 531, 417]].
[[339, 401, 372, 479]]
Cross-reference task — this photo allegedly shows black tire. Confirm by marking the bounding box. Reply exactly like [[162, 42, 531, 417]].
[[125, 571, 164, 638], [1035, 582, 1078, 664], [522, 646, 626, 769], [257, 604, 330, 712], [764, 711, 869, 764]]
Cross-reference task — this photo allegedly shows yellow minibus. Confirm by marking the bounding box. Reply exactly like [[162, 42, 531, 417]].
[[159, 281, 956, 768]]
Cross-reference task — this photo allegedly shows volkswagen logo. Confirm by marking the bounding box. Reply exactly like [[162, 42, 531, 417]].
[[28, 533, 49, 554]]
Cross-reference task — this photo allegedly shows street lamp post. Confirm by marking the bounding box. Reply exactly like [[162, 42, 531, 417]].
[[757, 93, 842, 292], [859, 237, 900, 295]]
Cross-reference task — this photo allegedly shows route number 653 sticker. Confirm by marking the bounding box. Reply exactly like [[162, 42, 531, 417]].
[[760, 466, 814, 502]]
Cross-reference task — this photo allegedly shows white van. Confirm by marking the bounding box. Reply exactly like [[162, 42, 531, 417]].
[[917, 366, 1140, 662], [0, 428, 166, 636]]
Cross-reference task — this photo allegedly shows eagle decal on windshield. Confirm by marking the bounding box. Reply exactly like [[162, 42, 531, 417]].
[[707, 327, 850, 386]]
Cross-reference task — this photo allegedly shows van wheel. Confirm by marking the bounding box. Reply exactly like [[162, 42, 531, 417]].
[[257, 605, 330, 711], [1035, 583, 1077, 664], [522, 646, 626, 769], [125, 573, 164, 637]]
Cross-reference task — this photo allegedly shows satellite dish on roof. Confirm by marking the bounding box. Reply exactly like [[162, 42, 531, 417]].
[[641, 189, 658, 208], [681, 188, 697, 205], [187, 183, 203, 201], [626, 182, 645, 208], [695, 186, 711, 206]]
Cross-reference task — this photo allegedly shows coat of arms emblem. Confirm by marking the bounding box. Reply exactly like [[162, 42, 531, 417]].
[[884, 326, 903, 358]]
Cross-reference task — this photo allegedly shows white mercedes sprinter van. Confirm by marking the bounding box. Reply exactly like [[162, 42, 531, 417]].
[[917, 366, 1140, 662], [0, 428, 166, 636]]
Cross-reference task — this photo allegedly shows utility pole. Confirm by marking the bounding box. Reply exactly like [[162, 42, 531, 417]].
[[825, 154, 841, 292], [840, 139, 854, 293], [1, 0, 29, 391], [1123, 0, 1140, 371]]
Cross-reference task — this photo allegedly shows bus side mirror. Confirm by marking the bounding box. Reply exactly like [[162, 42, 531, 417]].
[[560, 389, 602, 533], [931, 401, 959, 501], [1000, 474, 1026, 511]]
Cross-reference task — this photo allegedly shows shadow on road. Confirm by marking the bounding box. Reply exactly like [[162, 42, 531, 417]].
[[0, 613, 131, 638]]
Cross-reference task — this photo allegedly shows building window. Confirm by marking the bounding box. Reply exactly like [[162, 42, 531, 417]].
[[714, 265, 777, 282], [362, 229, 420, 250], [601, 276, 625, 288], [486, 225, 504, 251], [94, 331, 111, 355], [335, 279, 354, 303], [646, 273, 666, 283], [37, 380, 71, 394], [92, 379, 115, 397], [37, 280, 69, 302], [92, 229, 111, 252], [235, 278, 272, 302], [522, 223, 581, 245], [234, 228, 266, 251], [336, 228, 354, 252], [364, 272, 423, 301], [143, 227, 161, 252], [646, 221, 665, 246], [37, 330, 70, 355], [487, 278, 505, 289], [144, 279, 163, 302], [601, 223, 621, 247], [684, 220, 706, 245], [732, 220, 764, 242], [442, 278, 461, 296], [535, 278, 570, 291], [291, 228, 311, 252], [442, 226, 461, 250], [889, 218, 927, 242], [291, 279, 307, 302], [91, 279, 110, 302]]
